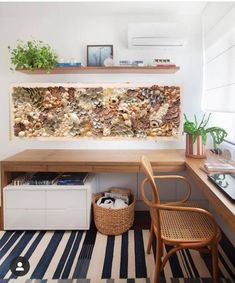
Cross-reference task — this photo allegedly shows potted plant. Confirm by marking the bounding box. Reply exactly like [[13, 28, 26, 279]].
[[183, 113, 227, 158], [8, 40, 58, 72]]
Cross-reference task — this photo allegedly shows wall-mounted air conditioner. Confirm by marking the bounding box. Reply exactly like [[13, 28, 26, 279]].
[[128, 22, 186, 48], [131, 37, 185, 47]]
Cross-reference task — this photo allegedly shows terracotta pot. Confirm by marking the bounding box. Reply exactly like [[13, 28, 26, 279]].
[[185, 134, 206, 159]]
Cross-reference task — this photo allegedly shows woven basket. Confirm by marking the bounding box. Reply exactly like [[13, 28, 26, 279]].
[[92, 188, 136, 235]]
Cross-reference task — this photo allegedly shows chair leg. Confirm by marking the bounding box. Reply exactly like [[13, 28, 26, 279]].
[[147, 223, 154, 254], [153, 239, 162, 283], [211, 243, 219, 283]]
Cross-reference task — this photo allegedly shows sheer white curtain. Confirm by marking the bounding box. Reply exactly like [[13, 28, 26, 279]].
[[203, 3, 235, 143], [204, 28, 235, 113]]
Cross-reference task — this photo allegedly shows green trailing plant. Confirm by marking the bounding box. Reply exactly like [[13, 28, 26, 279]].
[[183, 113, 228, 148], [8, 40, 58, 72]]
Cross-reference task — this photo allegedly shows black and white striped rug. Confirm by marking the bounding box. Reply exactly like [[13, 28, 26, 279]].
[[0, 280, 234, 283], [0, 229, 234, 282]]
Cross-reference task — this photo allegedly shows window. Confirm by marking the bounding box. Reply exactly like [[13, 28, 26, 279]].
[[203, 4, 235, 143]]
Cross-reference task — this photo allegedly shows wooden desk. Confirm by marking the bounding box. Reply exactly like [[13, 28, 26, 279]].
[[186, 158, 235, 233], [1, 149, 186, 173], [1, 149, 235, 232]]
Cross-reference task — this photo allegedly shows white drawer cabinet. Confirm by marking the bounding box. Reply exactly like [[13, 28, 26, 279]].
[[3, 175, 96, 230], [5, 209, 46, 230], [46, 190, 87, 209], [46, 209, 87, 229], [5, 190, 46, 209]]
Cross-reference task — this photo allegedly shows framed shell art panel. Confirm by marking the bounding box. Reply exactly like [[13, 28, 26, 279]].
[[10, 83, 181, 140]]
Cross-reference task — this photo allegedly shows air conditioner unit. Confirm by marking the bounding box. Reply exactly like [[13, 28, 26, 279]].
[[131, 37, 185, 47], [128, 22, 186, 48]]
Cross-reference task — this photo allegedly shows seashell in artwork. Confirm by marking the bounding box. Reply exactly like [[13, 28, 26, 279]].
[[70, 113, 79, 124], [11, 84, 181, 139], [18, 131, 25, 137]]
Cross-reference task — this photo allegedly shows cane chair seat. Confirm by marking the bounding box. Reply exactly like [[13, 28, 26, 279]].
[[159, 209, 217, 243]]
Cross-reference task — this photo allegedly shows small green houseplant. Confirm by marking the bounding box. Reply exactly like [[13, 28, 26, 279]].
[[183, 113, 227, 158], [8, 40, 58, 72]]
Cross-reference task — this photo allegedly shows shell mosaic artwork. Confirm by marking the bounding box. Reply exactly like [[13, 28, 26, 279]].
[[10, 83, 181, 139]]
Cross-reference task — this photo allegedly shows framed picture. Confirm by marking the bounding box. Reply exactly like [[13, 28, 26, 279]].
[[87, 45, 113, 66]]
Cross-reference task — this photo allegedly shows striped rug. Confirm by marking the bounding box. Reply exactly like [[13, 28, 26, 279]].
[[0, 229, 234, 282], [0, 280, 234, 283]]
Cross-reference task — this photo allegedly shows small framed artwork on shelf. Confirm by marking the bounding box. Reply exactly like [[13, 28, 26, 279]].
[[87, 45, 113, 66]]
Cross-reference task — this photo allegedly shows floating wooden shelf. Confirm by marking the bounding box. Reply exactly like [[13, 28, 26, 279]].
[[16, 66, 180, 74]]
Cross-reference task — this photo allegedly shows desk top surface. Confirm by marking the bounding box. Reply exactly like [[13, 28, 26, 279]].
[[185, 158, 235, 222], [1, 149, 186, 165], [1, 149, 234, 232]]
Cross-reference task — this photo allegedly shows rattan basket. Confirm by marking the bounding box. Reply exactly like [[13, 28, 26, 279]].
[[92, 188, 136, 235]]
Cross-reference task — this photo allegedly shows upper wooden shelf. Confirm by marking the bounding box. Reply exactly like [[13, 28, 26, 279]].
[[16, 66, 180, 74]]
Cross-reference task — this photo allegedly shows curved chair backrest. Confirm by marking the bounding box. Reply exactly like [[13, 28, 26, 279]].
[[141, 155, 160, 204]]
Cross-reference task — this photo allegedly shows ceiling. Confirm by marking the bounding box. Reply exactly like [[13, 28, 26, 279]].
[[0, 1, 207, 18]]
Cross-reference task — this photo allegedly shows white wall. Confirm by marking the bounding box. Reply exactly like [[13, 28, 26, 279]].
[[0, 3, 204, 160]]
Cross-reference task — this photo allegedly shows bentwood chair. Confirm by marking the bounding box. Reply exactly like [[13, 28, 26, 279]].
[[141, 155, 221, 283]]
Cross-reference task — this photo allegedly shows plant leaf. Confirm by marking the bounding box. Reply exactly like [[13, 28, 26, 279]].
[[206, 127, 228, 148], [192, 132, 197, 144], [200, 128, 207, 145]]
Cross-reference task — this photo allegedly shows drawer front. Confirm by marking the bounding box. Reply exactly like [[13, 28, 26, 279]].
[[46, 190, 87, 209], [5, 190, 46, 209], [93, 165, 139, 172], [3, 165, 47, 172], [47, 165, 92, 172], [46, 209, 88, 229], [4, 209, 45, 230]]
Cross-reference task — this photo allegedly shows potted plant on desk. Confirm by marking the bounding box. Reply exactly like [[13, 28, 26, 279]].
[[183, 113, 227, 158]]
